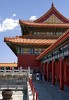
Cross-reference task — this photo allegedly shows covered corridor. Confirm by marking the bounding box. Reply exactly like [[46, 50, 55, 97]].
[[33, 80, 69, 100]]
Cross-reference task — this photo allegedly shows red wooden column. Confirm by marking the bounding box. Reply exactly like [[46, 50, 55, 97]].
[[52, 60, 55, 85], [44, 63, 47, 81], [47, 62, 50, 82], [60, 57, 64, 90], [40, 62, 42, 74], [43, 63, 45, 80]]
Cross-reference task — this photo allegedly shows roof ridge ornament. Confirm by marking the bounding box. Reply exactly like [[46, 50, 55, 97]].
[[51, 2, 54, 8]]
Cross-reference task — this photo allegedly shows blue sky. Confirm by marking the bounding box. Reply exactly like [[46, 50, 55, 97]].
[[0, 0, 69, 63]]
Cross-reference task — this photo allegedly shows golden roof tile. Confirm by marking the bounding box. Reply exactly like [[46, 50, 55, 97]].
[[0, 63, 17, 67], [4, 37, 56, 46]]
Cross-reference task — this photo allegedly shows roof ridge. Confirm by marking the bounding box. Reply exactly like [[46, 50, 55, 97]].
[[34, 3, 69, 23]]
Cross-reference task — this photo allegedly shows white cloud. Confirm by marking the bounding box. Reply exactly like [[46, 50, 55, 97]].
[[0, 18, 19, 32], [12, 14, 16, 17], [29, 16, 37, 21]]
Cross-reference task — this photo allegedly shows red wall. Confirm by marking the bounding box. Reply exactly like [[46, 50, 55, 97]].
[[17, 54, 40, 70]]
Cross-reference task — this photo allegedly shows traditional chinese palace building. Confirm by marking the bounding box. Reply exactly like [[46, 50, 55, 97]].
[[4, 3, 69, 90]]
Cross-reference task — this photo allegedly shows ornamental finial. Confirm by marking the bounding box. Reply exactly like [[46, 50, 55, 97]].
[[51, 2, 54, 8]]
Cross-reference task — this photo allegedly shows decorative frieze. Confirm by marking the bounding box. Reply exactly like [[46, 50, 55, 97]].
[[42, 44, 69, 63], [16, 47, 44, 54]]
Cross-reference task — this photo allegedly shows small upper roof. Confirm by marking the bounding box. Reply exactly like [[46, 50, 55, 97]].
[[19, 3, 69, 35], [19, 20, 69, 28], [34, 3, 69, 23], [19, 3, 69, 27], [36, 29, 69, 60]]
